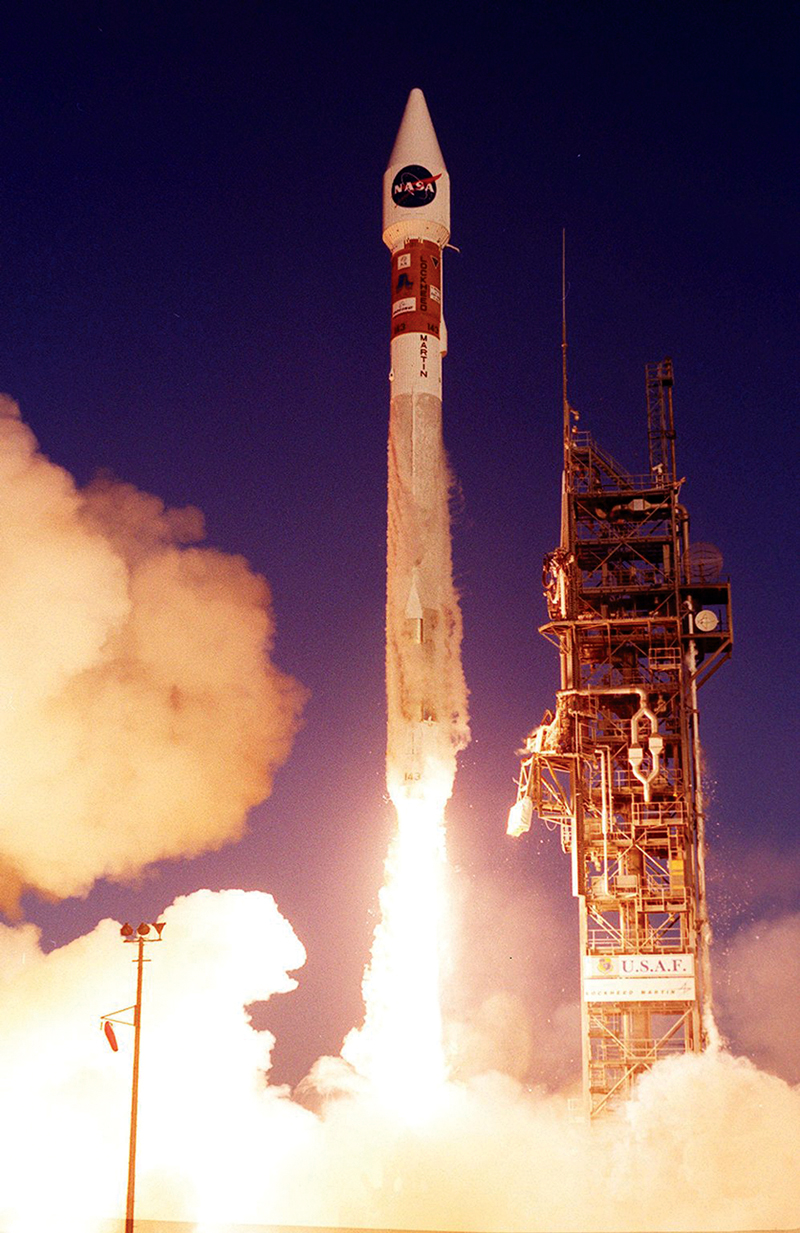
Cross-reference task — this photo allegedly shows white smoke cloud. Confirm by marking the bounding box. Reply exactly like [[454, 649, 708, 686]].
[[0, 890, 312, 1232], [715, 911, 800, 1085], [0, 397, 305, 910], [0, 892, 798, 1233], [443, 866, 583, 1089]]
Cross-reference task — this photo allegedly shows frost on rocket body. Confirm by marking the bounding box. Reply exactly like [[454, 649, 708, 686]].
[[0, 396, 305, 910], [386, 390, 470, 799]]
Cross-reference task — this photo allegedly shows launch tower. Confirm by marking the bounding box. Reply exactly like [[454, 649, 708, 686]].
[[508, 357, 732, 1117]]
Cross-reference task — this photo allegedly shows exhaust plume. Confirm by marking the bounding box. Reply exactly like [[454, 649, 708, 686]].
[[0, 396, 305, 911]]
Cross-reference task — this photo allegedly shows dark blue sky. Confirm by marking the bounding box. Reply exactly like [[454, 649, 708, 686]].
[[3, 2, 797, 1085]]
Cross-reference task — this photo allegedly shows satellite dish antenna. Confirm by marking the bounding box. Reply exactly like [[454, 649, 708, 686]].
[[686, 542, 723, 582]]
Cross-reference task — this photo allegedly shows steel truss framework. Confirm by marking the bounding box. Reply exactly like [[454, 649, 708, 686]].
[[509, 359, 732, 1117]]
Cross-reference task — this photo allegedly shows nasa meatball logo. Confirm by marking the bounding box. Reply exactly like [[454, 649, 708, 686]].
[[392, 164, 441, 208]]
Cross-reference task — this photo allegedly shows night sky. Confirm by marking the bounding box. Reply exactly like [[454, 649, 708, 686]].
[[3, 3, 797, 1088]]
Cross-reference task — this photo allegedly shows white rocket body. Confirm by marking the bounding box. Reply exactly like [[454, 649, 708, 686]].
[[383, 91, 467, 802]]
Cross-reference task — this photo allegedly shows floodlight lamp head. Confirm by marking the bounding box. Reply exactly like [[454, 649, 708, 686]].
[[136, 923, 151, 936], [120, 923, 134, 937], [153, 921, 166, 937]]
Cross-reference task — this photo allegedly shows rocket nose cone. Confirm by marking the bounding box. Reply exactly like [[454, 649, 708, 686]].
[[387, 88, 446, 171], [383, 88, 450, 249]]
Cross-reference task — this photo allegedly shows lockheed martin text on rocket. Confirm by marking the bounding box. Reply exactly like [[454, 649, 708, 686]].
[[382, 89, 469, 806]]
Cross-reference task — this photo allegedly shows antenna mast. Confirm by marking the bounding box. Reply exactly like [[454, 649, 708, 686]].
[[561, 229, 570, 457], [560, 230, 573, 550]]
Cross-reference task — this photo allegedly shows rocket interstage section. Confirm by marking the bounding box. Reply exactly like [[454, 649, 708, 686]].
[[391, 241, 442, 340], [390, 240, 443, 395]]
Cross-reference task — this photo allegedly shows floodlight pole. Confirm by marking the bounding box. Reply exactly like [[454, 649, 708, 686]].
[[125, 935, 145, 1233], [110, 920, 164, 1233]]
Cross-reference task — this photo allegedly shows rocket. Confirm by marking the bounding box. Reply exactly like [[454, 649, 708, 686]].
[[383, 90, 468, 803]]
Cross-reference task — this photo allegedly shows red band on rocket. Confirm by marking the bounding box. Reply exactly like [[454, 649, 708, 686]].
[[391, 239, 442, 340]]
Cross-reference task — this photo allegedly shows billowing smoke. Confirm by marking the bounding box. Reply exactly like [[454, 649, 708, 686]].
[[0, 892, 798, 1232], [715, 910, 800, 1085], [0, 890, 313, 1232], [0, 396, 305, 910]]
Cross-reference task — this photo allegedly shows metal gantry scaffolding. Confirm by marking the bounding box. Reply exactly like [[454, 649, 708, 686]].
[[508, 358, 732, 1117]]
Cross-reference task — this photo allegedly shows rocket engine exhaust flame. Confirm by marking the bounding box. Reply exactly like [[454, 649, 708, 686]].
[[342, 796, 449, 1106], [341, 91, 469, 1113]]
